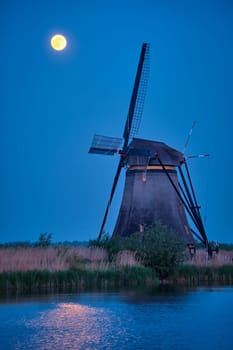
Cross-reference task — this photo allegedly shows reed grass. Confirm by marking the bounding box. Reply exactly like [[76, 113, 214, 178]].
[[188, 249, 233, 267], [0, 246, 109, 273], [174, 264, 233, 285], [1, 246, 233, 293], [172, 249, 233, 285], [0, 246, 157, 293], [0, 266, 159, 293]]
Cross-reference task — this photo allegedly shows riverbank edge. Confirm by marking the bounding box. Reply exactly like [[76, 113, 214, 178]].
[[0, 266, 159, 294], [171, 264, 233, 285], [0, 264, 233, 294]]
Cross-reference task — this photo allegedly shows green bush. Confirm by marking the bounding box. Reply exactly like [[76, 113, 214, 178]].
[[134, 223, 185, 279], [35, 232, 52, 247]]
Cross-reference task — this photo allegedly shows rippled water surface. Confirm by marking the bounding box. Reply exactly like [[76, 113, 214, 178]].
[[0, 287, 232, 350]]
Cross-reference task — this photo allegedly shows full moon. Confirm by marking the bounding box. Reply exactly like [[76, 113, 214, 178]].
[[50, 34, 67, 51]]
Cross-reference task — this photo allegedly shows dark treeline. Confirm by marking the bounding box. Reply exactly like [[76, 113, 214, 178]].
[[195, 241, 233, 251], [0, 241, 88, 248], [0, 232, 88, 248], [1, 239, 232, 251]]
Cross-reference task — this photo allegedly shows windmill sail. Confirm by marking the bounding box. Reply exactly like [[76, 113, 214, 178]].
[[123, 43, 150, 150], [89, 135, 122, 155]]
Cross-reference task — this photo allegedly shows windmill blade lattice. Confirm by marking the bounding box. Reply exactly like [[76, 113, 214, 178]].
[[123, 43, 150, 150], [89, 134, 123, 155], [129, 45, 150, 141]]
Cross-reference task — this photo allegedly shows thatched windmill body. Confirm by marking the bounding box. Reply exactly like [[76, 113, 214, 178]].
[[89, 43, 209, 251]]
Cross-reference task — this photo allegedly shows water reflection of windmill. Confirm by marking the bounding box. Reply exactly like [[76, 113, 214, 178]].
[[89, 43, 210, 252]]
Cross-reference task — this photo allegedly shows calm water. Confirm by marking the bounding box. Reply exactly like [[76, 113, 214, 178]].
[[0, 287, 232, 350]]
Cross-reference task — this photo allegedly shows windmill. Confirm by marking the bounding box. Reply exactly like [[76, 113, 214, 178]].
[[89, 43, 211, 253]]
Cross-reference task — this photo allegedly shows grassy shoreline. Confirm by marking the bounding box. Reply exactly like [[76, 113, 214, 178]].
[[1, 265, 233, 294], [0, 246, 233, 294], [173, 264, 233, 285], [0, 266, 159, 294]]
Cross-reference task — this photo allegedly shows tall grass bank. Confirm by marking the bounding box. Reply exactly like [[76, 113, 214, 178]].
[[0, 246, 159, 293]]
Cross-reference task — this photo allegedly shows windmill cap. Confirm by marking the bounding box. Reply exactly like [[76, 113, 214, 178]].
[[128, 138, 183, 166]]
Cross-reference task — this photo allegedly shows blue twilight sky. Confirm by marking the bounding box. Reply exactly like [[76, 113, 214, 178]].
[[1, 0, 232, 243]]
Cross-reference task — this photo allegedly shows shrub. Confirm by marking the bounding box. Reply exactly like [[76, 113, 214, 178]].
[[35, 233, 52, 247], [134, 223, 185, 279]]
